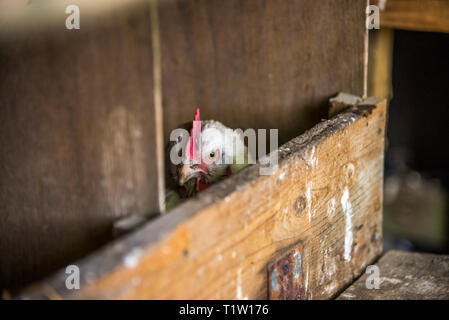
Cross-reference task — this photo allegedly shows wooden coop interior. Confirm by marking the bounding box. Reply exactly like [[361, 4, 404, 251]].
[[0, 0, 447, 299]]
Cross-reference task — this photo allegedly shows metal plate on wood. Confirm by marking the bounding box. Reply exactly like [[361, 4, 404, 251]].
[[268, 243, 304, 300]]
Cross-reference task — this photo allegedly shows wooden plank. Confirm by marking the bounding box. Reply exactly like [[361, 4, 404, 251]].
[[0, 3, 162, 290], [368, 28, 394, 100], [338, 250, 449, 300], [159, 0, 367, 145], [16, 97, 387, 299], [0, 0, 145, 39], [372, 0, 449, 33]]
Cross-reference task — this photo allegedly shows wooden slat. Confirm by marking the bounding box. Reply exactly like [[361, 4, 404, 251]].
[[17, 97, 387, 299], [368, 28, 394, 100], [0, 3, 162, 290], [159, 0, 367, 145], [338, 250, 449, 300], [0, 0, 146, 39], [372, 0, 449, 33]]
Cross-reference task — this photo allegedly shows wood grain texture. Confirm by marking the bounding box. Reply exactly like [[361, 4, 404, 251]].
[[338, 250, 449, 300], [17, 97, 387, 300], [0, 3, 160, 289], [372, 0, 449, 33], [159, 0, 367, 145]]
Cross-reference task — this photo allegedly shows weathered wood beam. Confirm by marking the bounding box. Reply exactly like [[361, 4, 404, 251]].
[[17, 96, 387, 300], [372, 0, 449, 33]]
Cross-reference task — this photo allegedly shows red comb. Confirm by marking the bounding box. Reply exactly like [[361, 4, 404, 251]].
[[190, 108, 201, 163]]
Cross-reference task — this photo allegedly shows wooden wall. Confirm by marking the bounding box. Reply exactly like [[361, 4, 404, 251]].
[[0, 3, 160, 289], [0, 0, 367, 290], [160, 0, 367, 145]]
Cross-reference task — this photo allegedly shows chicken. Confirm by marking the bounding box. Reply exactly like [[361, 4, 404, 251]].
[[165, 109, 254, 211], [113, 109, 253, 234]]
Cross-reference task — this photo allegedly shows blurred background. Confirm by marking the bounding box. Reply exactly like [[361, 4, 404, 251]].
[[369, 23, 449, 253]]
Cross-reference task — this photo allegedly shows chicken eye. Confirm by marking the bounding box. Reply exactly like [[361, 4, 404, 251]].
[[206, 149, 220, 164]]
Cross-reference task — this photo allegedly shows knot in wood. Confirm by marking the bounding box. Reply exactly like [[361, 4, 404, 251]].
[[293, 196, 306, 216]]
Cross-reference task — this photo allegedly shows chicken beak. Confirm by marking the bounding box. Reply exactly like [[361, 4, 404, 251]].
[[178, 165, 200, 186]]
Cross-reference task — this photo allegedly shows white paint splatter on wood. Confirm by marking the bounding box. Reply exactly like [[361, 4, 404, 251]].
[[306, 184, 312, 221], [123, 248, 143, 269], [341, 187, 353, 262], [305, 147, 318, 222], [304, 263, 310, 294], [307, 146, 316, 168], [236, 268, 248, 300], [327, 198, 336, 218], [278, 171, 286, 181]]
